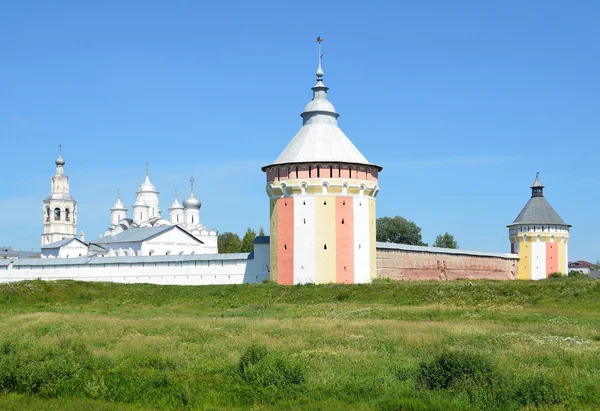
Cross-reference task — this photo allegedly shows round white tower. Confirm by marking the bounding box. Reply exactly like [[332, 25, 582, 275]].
[[183, 175, 201, 226], [262, 38, 382, 285], [169, 189, 185, 225], [110, 189, 128, 225], [42, 145, 78, 246], [136, 163, 160, 219], [132, 195, 150, 225]]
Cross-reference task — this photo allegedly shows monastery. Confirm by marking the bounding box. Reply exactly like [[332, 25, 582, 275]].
[[0, 39, 570, 284]]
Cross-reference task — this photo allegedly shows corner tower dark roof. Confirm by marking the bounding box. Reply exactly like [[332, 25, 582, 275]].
[[507, 173, 570, 227]]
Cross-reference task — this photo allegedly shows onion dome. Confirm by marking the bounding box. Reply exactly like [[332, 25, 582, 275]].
[[183, 175, 201, 209], [111, 189, 127, 211], [507, 173, 570, 227], [55, 144, 66, 166], [262, 38, 381, 171], [169, 189, 184, 210]]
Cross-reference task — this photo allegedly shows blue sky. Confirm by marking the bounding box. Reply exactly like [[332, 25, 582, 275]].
[[0, 1, 598, 260]]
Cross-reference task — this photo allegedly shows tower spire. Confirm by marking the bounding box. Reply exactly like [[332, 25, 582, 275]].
[[117, 188, 120, 199], [145, 162, 149, 176], [531, 172, 544, 197], [316, 36, 324, 80], [174, 188, 178, 199], [190, 175, 195, 194]]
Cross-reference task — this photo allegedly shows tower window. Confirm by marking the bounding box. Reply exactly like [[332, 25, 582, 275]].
[[324, 200, 327, 205], [330, 166, 333, 178], [341, 218, 345, 224], [177, 215, 179, 222], [54, 208, 61, 221], [317, 166, 320, 178], [277, 168, 280, 181], [295, 167, 299, 178], [309, 166, 312, 177], [324, 244, 327, 250], [45, 207, 50, 222], [338, 166, 341, 177], [303, 218, 306, 224], [65, 208, 70, 221], [349, 167, 352, 178], [192, 216, 194, 224]]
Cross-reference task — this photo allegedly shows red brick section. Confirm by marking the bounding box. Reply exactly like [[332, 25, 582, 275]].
[[277, 198, 294, 285], [336, 196, 354, 283], [545, 243, 558, 275], [376, 249, 517, 281]]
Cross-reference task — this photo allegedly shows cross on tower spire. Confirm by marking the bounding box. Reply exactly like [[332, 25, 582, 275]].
[[145, 162, 149, 176], [59, 144, 62, 156], [190, 175, 195, 193]]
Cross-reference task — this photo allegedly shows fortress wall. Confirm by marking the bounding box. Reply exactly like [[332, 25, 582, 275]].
[[376, 243, 518, 281], [0, 243, 271, 285]]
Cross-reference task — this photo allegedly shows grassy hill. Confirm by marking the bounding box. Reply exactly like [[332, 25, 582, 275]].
[[0, 278, 598, 410]]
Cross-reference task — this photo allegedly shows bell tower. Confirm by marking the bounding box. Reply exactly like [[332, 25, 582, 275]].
[[41, 145, 78, 246]]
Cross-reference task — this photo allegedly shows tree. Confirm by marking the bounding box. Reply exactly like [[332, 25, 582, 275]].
[[240, 228, 257, 253], [432, 232, 458, 249], [218, 232, 242, 253], [258, 227, 266, 236], [376, 216, 427, 246]]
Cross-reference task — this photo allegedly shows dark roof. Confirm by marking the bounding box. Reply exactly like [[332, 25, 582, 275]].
[[568, 260, 596, 268], [92, 225, 203, 245], [253, 236, 270, 244], [41, 238, 87, 250], [508, 196, 570, 227], [376, 242, 518, 260]]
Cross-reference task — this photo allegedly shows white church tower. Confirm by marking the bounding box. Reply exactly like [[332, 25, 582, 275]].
[[42, 145, 78, 246]]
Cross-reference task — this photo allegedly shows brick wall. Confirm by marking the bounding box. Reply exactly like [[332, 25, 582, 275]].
[[376, 243, 518, 281]]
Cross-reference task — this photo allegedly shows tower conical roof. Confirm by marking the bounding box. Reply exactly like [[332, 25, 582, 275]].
[[507, 174, 570, 227], [111, 189, 127, 211], [262, 39, 381, 171], [169, 189, 184, 210]]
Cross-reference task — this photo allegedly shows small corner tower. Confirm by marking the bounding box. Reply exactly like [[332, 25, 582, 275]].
[[262, 38, 382, 285], [42, 145, 78, 246], [508, 173, 570, 279]]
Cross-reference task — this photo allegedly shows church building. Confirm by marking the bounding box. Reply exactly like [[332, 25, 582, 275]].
[[100, 168, 218, 254], [508, 173, 570, 279], [262, 38, 382, 285]]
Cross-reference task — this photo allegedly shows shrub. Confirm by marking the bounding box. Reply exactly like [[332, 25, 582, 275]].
[[568, 270, 588, 278], [514, 374, 566, 407], [237, 344, 304, 388], [418, 351, 495, 390], [548, 272, 564, 279]]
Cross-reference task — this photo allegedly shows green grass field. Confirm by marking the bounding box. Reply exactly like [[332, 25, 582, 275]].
[[0, 278, 598, 410]]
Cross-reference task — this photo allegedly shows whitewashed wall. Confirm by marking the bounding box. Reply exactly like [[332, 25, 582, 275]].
[[0, 243, 270, 286]]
